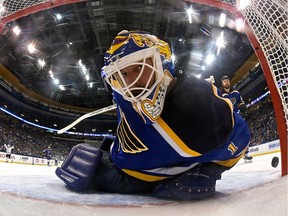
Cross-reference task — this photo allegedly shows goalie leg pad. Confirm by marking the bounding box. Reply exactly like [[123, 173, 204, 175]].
[[55, 143, 103, 191], [153, 163, 226, 200]]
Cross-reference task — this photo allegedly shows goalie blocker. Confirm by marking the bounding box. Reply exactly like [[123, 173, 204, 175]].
[[55, 136, 115, 191]]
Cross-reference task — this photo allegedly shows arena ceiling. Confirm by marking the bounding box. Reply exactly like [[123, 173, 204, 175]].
[[0, 0, 265, 134], [0, 0, 255, 111]]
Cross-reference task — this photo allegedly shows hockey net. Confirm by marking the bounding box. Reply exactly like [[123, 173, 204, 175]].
[[236, 0, 288, 176], [0, 0, 287, 175]]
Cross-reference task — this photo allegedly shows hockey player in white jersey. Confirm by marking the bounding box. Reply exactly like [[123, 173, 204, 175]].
[[4, 142, 14, 163]]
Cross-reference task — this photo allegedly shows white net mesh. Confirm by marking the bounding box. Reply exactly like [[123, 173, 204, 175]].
[[0, 0, 48, 19], [237, 0, 288, 130]]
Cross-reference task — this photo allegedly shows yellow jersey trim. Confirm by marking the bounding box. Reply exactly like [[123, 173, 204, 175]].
[[122, 168, 169, 182]]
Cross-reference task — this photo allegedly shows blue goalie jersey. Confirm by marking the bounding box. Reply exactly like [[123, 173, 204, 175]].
[[110, 73, 250, 182]]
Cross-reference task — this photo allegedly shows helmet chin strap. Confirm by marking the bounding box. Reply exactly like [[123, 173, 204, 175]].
[[133, 75, 172, 125]]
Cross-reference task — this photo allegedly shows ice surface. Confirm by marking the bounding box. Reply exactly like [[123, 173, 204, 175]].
[[0, 152, 287, 216]]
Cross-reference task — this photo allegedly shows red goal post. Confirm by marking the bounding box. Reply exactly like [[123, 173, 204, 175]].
[[0, 0, 287, 175]]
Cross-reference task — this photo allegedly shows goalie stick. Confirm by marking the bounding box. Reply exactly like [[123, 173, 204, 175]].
[[57, 104, 117, 134]]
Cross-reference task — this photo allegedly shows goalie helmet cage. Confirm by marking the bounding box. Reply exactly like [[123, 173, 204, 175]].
[[0, 0, 287, 175]]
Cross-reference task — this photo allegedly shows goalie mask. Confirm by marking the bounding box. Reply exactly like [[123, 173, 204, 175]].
[[101, 30, 175, 124]]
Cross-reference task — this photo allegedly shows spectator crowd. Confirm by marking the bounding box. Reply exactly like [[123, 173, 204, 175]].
[[245, 98, 279, 146], [0, 112, 102, 161]]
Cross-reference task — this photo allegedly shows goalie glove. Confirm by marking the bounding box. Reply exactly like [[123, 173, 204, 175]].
[[55, 143, 103, 191]]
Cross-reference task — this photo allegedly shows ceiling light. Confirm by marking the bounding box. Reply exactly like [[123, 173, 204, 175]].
[[219, 13, 226, 27], [186, 7, 193, 24], [12, 26, 21, 35], [216, 32, 225, 47], [216, 31, 225, 55], [81, 65, 87, 74], [56, 13, 62, 20], [59, 85, 65, 90], [38, 59, 45, 67], [235, 18, 245, 32], [53, 79, 59, 85], [77, 59, 89, 75], [205, 54, 215, 65], [85, 74, 90, 81], [27, 42, 36, 54]]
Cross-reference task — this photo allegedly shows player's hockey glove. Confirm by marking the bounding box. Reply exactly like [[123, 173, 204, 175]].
[[55, 143, 103, 191], [153, 163, 226, 200], [238, 103, 246, 113]]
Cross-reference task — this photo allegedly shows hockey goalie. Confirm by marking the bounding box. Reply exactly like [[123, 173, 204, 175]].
[[56, 30, 250, 200]]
